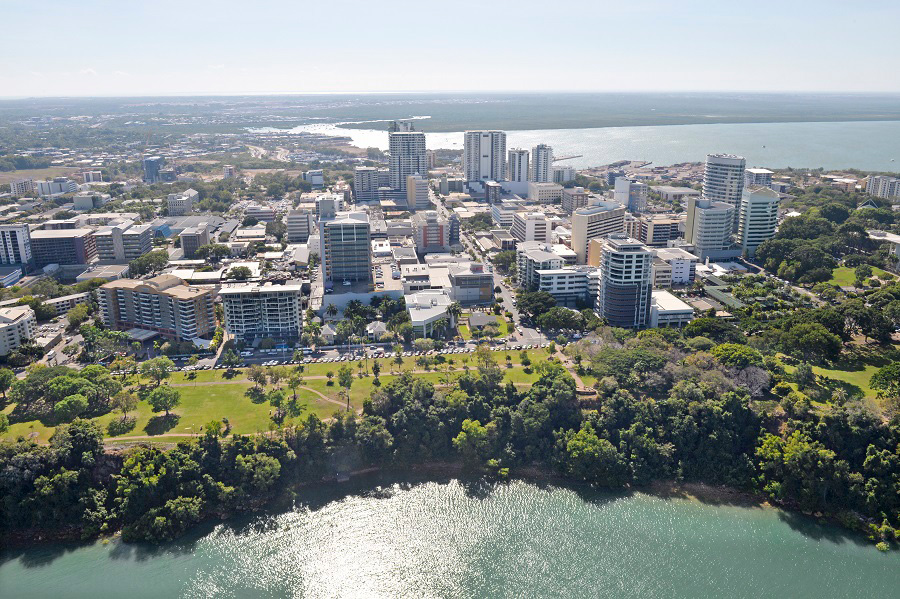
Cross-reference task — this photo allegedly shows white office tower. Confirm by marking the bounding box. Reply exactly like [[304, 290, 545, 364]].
[[286, 209, 315, 243], [744, 168, 773, 188], [703, 153, 746, 230], [223, 165, 236, 179], [511, 212, 550, 243], [406, 175, 431, 211], [614, 178, 649, 213], [220, 283, 303, 340], [596, 234, 653, 329], [354, 166, 379, 202], [552, 165, 576, 184], [866, 175, 900, 199], [322, 211, 372, 284], [530, 144, 554, 183], [0, 224, 32, 267], [9, 179, 35, 197], [570, 201, 627, 264], [463, 131, 507, 183], [389, 130, 427, 192], [684, 196, 736, 261], [738, 186, 779, 257], [508, 148, 529, 183]]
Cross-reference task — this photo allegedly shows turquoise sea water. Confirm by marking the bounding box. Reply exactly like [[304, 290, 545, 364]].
[[2, 476, 898, 598]]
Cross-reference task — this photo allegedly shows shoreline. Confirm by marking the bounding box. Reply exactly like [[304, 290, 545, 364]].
[[0, 461, 867, 552]]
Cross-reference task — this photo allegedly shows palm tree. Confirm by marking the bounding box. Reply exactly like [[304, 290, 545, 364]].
[[325, 303, 338, 320], [432, 318, 449, 340], [447, 302, 462, 326]]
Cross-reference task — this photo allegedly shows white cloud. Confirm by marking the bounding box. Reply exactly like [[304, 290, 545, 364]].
[[78, 68, 99, 77]]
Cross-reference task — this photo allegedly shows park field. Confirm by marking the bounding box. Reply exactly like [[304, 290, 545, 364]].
[[1, 348, 555, 444], [829, 265, 889, 287]]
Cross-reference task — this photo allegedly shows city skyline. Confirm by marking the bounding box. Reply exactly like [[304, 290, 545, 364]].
[[3, 0, 899, 97]]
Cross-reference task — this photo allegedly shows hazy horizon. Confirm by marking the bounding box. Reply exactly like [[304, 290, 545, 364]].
[[4, 90, 900, 101], [4, 0, 899, 97]]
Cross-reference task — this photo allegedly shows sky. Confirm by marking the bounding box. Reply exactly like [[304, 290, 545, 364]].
[[4, 0, 900, 97]]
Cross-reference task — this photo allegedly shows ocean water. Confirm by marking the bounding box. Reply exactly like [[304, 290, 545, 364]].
[[3, 476, 898, 598], [260, 119, 900, 171]]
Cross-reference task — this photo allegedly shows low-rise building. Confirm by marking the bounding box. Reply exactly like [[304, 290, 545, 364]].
[[528, 182, 563, 203], [649, 290, 695, 328], [405, 289, 452, 338], [44, 292, 91, 316], [244, 204, 276, 222], [654, 186, 701, 204], [167, 189, 198, 216], [303, 169, 324, 187], [72, 192, 111, 211]]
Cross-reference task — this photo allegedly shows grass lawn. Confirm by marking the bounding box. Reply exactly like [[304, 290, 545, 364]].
[[783, 361, 880, 399], [830, 265, 888, 287], [1, 381, 347, 443], [1, 348, 558, 443], [458, 325, 472, 340], [495, 316, 510, 336], [580, 374, 598, 389]]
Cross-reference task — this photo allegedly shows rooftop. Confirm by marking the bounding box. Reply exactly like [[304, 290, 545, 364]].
[[30, 228, 94, 239], [0, 305, 33, 324], [220, 283, 304, 295], [651, 290, 694, 313], [101, 274, 212, 300]]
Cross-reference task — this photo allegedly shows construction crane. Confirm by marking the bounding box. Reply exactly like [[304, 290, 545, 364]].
[[553, 154, 583, 162]]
